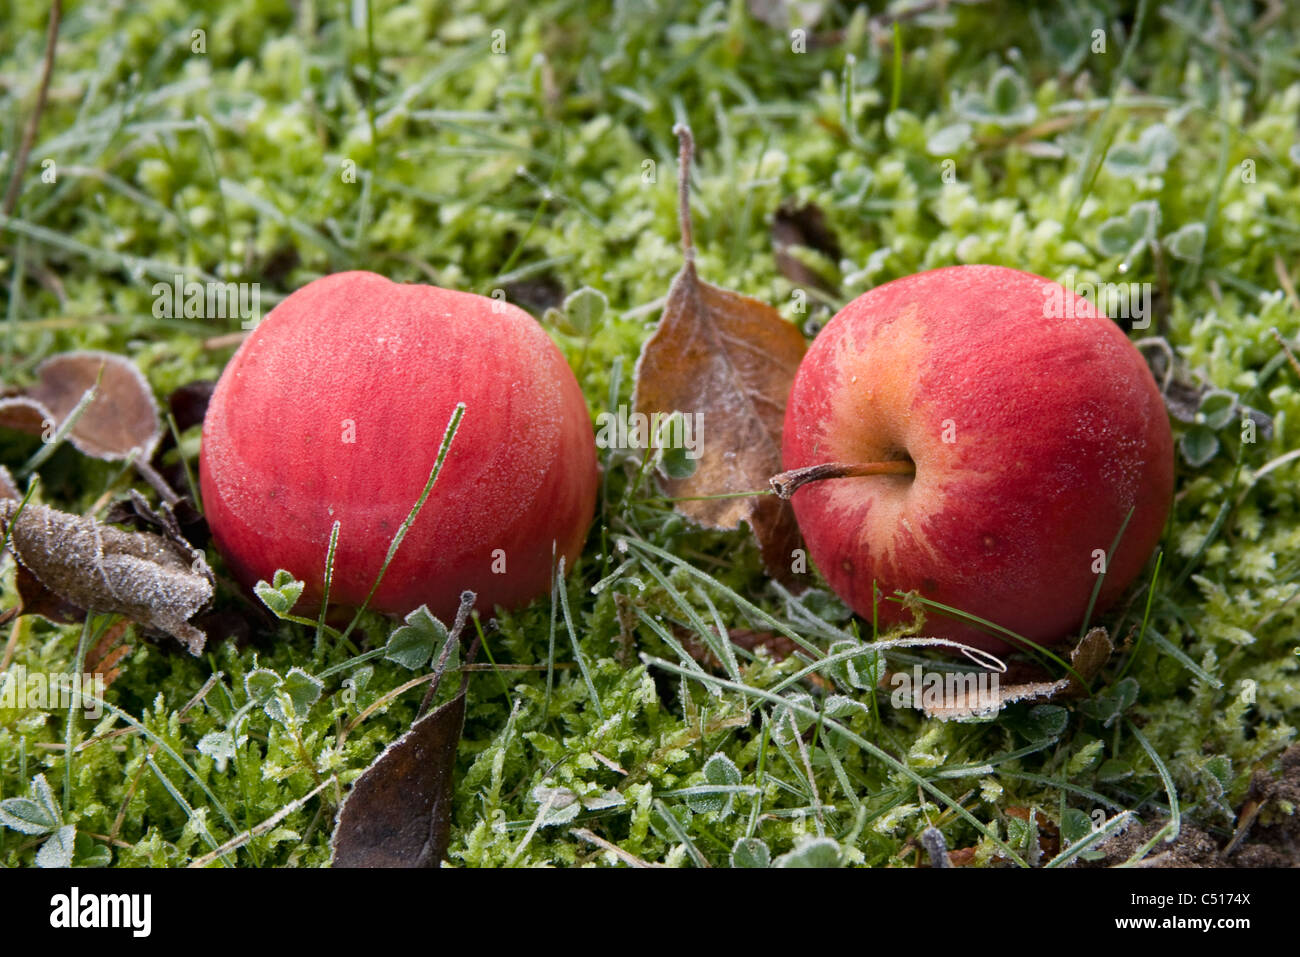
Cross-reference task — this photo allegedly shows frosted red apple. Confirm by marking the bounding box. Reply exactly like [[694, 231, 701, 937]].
[[200, 271, 598, 623], [782, 265, 1173, 653]]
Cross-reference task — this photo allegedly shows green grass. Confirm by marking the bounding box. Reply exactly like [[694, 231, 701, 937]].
[[1, 0, 1299, 868]]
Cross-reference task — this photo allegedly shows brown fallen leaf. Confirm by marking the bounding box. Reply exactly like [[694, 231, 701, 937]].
[[330, 689, 466, 868], [905, 627, 1114, 721], [0, 396, 52, 438], [2, 350, 181, 505], [0, 499, 214, 654], [772, 201, 841, 296], [632, 125, 807, 582], [104, 489, 208, 555], [167, 379, 216, 433], [947, 846, 977, 867], [331, 592, 477, 868], [27, 351, 162, 461], [14, 562, 85, 625], [0, 464, 19, 502]]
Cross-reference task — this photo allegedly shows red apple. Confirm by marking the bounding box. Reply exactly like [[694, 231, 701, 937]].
[[781, 265, 1173, 653], [200, 271, 598, 624]]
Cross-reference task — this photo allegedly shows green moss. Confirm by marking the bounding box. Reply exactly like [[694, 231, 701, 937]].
[[2, 0, 1299, 867]]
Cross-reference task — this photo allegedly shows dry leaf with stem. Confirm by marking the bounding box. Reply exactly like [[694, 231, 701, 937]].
[[331, 592, 478, 868], [908, 627, 1114, 721], [632, 125, 807, 582], [0, 350, 180, 504], [0, 498, 214, 654], [26, 351, 161, 461]]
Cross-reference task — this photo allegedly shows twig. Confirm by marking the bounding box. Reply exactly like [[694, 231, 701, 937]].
[[571, 828, 666, 868], [416, 589, 476, 718], [671, 124, 695, 263]]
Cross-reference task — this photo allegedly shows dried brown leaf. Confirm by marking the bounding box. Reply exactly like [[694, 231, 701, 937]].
[[27, 351, 161, 461], [330, 687, 466, 867], [947, 846, 977, 867], [14, 562, 85, 625], [0, 500, 213, 653], [773, 201, 841, 295], [0, 395, 52, 438], [633, 129, 807, 582], [167, 380, 216, 433], [914, 627, 1114, 721], [331, 592, 477, 868], [0, 465, 19, 502]]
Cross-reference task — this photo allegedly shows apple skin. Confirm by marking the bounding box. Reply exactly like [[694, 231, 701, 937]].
[[200, 271, 598, 624], [782, 265, 1173, 653]]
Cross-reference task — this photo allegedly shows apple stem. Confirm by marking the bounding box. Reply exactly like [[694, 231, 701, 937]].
[[672, 123, 695, 264], [770, 460, 915, 499]]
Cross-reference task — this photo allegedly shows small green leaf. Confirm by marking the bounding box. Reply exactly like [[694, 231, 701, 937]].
[[1096, 758, 1133, 782], [1107, 124, 1176, 177], [254, 570, 305, 617], [704, 753, 741, 788], [284, 668, 323, 716], [1105, 144, 1146, 178], [1080, 677, 1140, 727], [658, 443, 697, 480], [0, 773, 62, 836], [654, 412, 699, 480], [531, 786, 582, 826], [824, 694, 868, 719], [775, 836, 841, 867], [244, 668, 282, 705], [989, 67, 1025, 115], [562, 286, 608, 336], [0, 797, 58, 835], [1097, 217, 1135, 256], [384, 605, 449, 670], [197, 731, 238, 773], [926, 123, 971, 157], [1009, 704, 1068, 741], [686, 753, 743, 815], [76, 832, 112, 867], [827, 640, 884, 690], [771, 693, 816, 745], [1067, 738, 1104, 775], [1164, 222, 1206, 263], [35, 825, 77, 868], [730, 837, 771, 868], [1061, 808, 1093, 844], [1203, 755, 1233, 792], [1198, 389, 1237, 430], [1180, 425, 1220, 467], [1128, 201, 1161, 241]]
